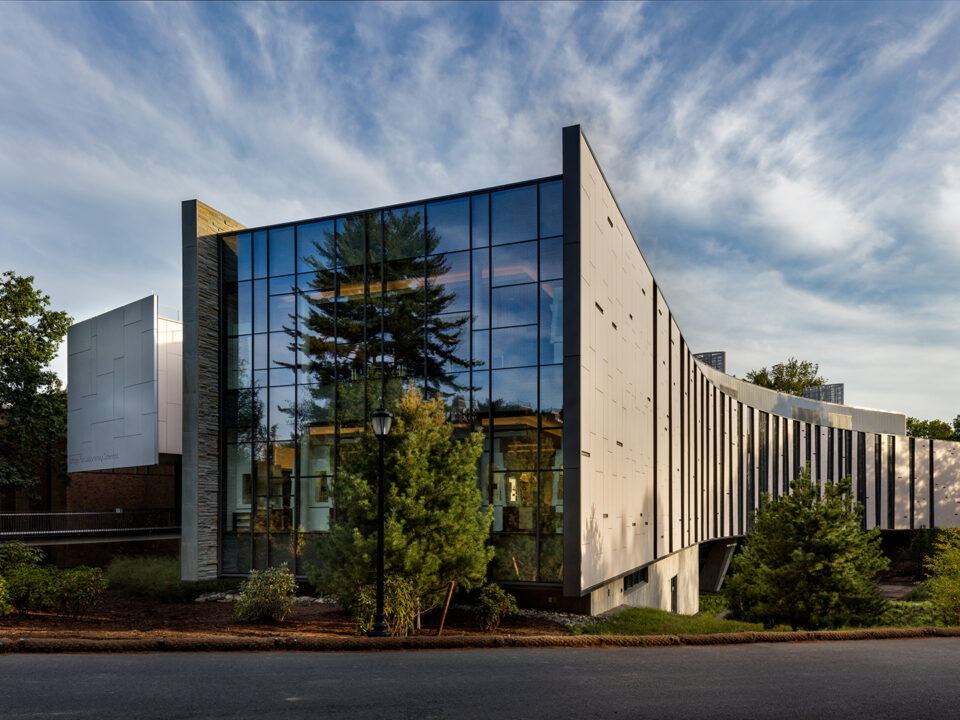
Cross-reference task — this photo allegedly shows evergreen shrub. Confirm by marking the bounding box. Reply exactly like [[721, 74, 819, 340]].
[[55, 566, 108, 619], [233, 564, 298, 623], [475, 583, 518, 631]]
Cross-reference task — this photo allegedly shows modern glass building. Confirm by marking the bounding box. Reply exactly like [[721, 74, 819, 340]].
[[216, 177, 565, 584], [180, 125, 960, 614]]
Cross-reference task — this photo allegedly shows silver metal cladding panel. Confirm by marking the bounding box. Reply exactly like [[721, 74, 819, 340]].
[[67, 295, 159, 472]]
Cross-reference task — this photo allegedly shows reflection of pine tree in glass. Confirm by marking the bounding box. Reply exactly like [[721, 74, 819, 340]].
[[297, 210, 470, 427]]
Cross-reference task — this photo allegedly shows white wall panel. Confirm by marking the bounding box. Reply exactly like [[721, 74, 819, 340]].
[[933, 440, 960, 527], [895, 437, 911, 529], [67, 295, 160, 472], [915, 439, 930, 529]]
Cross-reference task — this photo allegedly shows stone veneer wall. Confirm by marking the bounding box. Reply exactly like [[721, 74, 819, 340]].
[[182, 200, 245, 581]]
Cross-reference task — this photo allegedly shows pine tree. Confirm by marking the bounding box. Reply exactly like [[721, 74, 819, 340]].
[[307, 386, 493, 624], [924, 528, 960, 625], [724, 466, 887, 630]]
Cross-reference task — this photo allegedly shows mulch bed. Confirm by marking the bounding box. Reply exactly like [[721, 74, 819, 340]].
[[0, 590, 571, 640]]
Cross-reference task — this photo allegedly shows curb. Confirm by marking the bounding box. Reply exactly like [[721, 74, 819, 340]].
[[3, 627, 960, 654]]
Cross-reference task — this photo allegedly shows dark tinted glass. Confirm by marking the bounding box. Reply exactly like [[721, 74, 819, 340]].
[[298, 383, 334, 427], [269, 294, 296, 332], [298, 220, 335, 274], [491, 185, 537, 245], [253, 333, 268, 370], [437, 312, 471, 372], [540, 281, 563, 364], [471, 193, 489, 248], [236, 232, 252, 281], [539, 236, 562, 281], [471, 248, 489, 329], [269, 275, 296, 296], [336, 215, 366, 268], [269, 331, 295, 368], [491, 325, 538, 368], [472, 369, 490, 414], [492, 240, 538, 286], [428, 250, 470, 314], [427, 197, 469, 254], [540, 364, 563, 414], [492, 367, 538, 416], [235, 281, 252, 335], [489, 533, 536, 581], [253, 280, 268, 332], [384, 205, 424, 260], [222, 235, 239, 283], [491, 283, 537, 327], [539, 181, 562, 238], [268, 385, 296, 441], [227, 335, 252, 390], [269, 227, 295, 277], [472, 329, 489, 369], [253, 231, 268, 278]]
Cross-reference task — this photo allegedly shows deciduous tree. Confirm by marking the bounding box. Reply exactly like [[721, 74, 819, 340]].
[[0, 272, 71, 493], [744, 357, 826, 397]]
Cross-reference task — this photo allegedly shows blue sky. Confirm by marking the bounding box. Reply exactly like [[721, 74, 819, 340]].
[[2, 1, 958, 420]]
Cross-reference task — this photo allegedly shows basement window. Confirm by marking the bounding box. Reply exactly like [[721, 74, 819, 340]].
[[624, 568, 648, 591]]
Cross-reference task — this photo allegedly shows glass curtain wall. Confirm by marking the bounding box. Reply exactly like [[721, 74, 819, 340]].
[[220, 178, 563, 581]]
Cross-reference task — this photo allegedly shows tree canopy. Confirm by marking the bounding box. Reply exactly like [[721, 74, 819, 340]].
[[307, 386, 493, 623], [724, 467, 887, 630], [0, 272, 71, 493], [744, 357, 826, 397], [906, 415, 960, 442]]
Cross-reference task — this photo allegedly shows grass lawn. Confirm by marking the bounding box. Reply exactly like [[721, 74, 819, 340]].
[[579, 606, 785, 635]]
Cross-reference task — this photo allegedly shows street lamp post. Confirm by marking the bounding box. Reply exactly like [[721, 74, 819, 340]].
[[369, 405, 393, 638]]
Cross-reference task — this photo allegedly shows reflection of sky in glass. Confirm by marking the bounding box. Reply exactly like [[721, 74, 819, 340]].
[[492, 367, 538, 413], [297, 220, 334, 273], [428, 197, 469, 254], [269, 294, 296, 331], [492, 240, 537, 286], [491, 185, 537, 245], [540, 365, 562, 413], [540, 236, 562, 280], [539, 181, 562, 238], [429, 250, 470, 313], [253, 231, 268, 279], [491, 325, 537, 368], [471, 194, 489, 248], [269, 226, 295, 276], [492, 283, 537, 327], [235, 233, 252, 281], [269, 385, 296, 440]]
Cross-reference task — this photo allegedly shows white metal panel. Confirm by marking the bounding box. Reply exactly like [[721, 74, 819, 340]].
[[894, 437, 911, 529], [915, 439, 930, 529], [67, 295, 160, 472], [933, 440, 960, 527], [864, 433, 876, 529]]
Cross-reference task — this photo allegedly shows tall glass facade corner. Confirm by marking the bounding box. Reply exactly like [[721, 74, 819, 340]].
[[218, 177, 565, 583]]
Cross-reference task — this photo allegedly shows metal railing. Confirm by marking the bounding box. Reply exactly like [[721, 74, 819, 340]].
[[0, 509, 179, 539]]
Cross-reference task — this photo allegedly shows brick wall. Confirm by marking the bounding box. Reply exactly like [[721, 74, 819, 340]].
[[66, 464, 176, 512]]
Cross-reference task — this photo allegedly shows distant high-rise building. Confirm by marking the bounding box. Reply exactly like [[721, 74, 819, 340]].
[[803, 383, 845, 404], [694, 351, 726, 373]]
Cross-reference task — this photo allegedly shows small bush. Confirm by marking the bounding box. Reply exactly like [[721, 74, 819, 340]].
[[5, 564, 57, 613], [351, 576, 417, 637], [55, 566, 108, 619], [233, 564, 298, 623], [0, 541, 44, 575], [925, 528, 960, 625], [475, 583, 518, 631], [0, 575, 12, 617], [698, 594, 727, 616], [877, 600, 937, 628]]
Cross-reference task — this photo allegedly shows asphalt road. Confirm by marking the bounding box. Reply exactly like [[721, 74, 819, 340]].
[[3, 638, 960, 719]]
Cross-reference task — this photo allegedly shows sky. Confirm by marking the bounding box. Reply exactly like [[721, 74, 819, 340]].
[[1, 1, 958, 421]]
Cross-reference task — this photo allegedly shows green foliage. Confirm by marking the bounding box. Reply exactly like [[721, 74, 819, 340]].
[[475, 583, 518, 631], [909, 527, 937, 577], [4, 564, 57, 613], [724, 467, 887, 630], [105, 556, 236, 602], [0, 575, 12, 617], [350, 576, 418, 637], [0, 271, 72, 493], [0, 541, 44, 575], [580, 606, 782, 635], [924, 528, 960, 625], [54, 566, 108, 619], [744, 357, 825, 397], [906, 416, 960, 441], [309, 387, 494, 623], [698, 594, 728, 616], [877, 600, 937, 628], [233, 564, 298, 623]]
